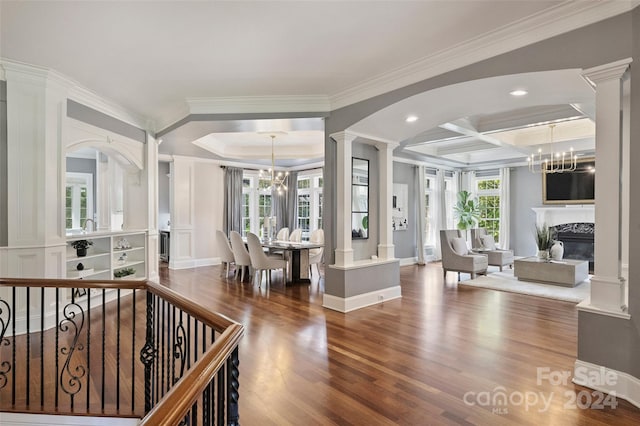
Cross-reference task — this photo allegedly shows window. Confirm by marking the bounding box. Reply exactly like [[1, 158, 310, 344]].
[[297, 173, 323, 240], [241, 173, 273, 237], [476, 178, 501, 240], [241, 170, 322, 239], [65, 172, 93, 231]]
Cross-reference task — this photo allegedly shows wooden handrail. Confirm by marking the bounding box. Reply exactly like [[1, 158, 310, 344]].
[[0, 278, 237, 333], [138, 323, 244, 426], [146, 280, 237, 332], [0, 277, 147, 290]]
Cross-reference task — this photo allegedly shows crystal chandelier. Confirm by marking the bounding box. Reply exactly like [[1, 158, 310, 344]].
[[528, 124, 577, 174], [259, 134, 289, 194]]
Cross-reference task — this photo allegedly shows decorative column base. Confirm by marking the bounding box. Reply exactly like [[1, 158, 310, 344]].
[[334, 249, 354, 267], [584, 275, 627, 313], [377, 244, 395, 260]]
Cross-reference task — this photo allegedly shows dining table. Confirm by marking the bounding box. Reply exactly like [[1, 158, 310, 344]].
[[260, 239, 323, 284]]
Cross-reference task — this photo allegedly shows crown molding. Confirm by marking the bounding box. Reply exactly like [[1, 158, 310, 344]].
[[329, 0, 640, 110], [186, 95, 331, 115], [1, 58, 150, 130]]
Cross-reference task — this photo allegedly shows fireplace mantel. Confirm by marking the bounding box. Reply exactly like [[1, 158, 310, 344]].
[[532, 206, 595, 227]]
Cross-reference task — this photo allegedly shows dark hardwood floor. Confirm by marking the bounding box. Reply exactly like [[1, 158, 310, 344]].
[[158, 262, 639, 425], [2, 262, 639, 424]]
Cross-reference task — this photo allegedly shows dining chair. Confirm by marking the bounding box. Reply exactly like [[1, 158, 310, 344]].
[[276, 227, 289, 241], [215, 230, 236, 278], [289, 228, 303, 243], [247, 232, 287, 287], [230, 231, 252, 282], [308, 229, 324, 277]]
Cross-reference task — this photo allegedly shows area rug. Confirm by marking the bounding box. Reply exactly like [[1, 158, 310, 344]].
[[459, 269, 590, 303]]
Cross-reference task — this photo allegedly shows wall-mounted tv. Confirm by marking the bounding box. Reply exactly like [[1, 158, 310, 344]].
[[543, 157, 595, 205]]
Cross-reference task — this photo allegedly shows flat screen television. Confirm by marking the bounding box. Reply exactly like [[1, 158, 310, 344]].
[[543, 157, 595, 204]]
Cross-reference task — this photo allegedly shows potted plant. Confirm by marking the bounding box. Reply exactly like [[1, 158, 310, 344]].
[[453, 190, 480, 233], [71, 239, 93, 257], [534, 223, 553, 260]]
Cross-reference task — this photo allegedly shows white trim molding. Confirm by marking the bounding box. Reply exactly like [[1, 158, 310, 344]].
[[186, 95, 331, 114], [330, 1, 639, 109], [573, 359, 640, 409], [323, 286, 402, 313], [169, 257, 219, 270]]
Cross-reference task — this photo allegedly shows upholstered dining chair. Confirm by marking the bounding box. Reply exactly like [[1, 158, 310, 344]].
[[276, 227, 289, 241], [289, 228, 303, 243], [308, 229, 324, 277], [440, 229, 488, 280], [470, 228, 514, 271], [230, 231, 252, 282], [246, 232, 288, 287], [215, 230, 236, 278]]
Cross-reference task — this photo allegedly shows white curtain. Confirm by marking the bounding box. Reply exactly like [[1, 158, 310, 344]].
[[433, 169, 447, 260], [499, 167, 511, 249], [461, 171, 476, 195], [415, 166, 426, 265]]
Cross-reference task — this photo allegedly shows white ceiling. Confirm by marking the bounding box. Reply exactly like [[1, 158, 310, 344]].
[[2, 1, 636, 168]]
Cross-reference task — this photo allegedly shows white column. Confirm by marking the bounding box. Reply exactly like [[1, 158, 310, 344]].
[[581, 58, 631, 314], [146, 134, 160, 282], [4, 62, 69, 278], [330, 131, 356, 267], [376, 141, 397, 260]]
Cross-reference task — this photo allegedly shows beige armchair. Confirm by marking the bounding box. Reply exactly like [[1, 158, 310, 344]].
[[440, 229, 488, 280], [470, 228, 514, 272]]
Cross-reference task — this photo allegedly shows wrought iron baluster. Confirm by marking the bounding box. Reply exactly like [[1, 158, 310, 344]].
[[131, 289, 136, 413], [203, 377, 210, 426], [40, 287, 44, 407], [12, 287, 16, 405], [159, 297, 164, 400], [86, 287, 91, 411], [0, 293, 11, 393], [171, 305, 176, 385], [59, 295, 86, 410], [116, 288, 121, 411], [194, 316, 198, 364], [158, 300, 169, 397], [101, 289, 106, 411], [140, 290, 156, 414], [186, 313, 191, 369], [173, 310, 187, 384], [227, 348, 240, 426], [26, 287, 30, 406], [55, 288, 59, 407], [216, 366, 225, 425]]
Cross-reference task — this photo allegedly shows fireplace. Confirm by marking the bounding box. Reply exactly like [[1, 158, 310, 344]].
[[550, 223, 594, 273]]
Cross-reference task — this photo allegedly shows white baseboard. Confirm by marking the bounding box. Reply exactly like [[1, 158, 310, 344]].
[[573, 359, 640, 409], [170, 257, 219, 270], [0, 412, 138, 426], [323, 286, 402, 313], [399, 257, 417, 266]]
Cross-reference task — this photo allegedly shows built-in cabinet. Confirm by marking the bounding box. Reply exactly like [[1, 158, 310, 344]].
[[66, 231, 147, 280]]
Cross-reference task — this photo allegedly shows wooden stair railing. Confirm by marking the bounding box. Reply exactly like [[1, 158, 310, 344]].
[[0, 277, 244, 425]]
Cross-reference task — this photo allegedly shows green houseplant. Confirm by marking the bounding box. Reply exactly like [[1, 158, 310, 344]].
[[534, 223, 553, 259], [453, 190, 480, 231], [70, 239, 93, 257]]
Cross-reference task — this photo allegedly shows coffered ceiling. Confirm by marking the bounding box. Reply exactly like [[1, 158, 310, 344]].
[[2, 1, 636, 168]]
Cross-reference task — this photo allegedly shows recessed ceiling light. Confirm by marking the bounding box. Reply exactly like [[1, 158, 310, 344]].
[[406, 115, 418, 123], [510, 89, 528, 97]]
